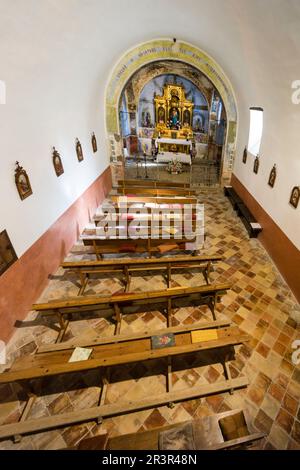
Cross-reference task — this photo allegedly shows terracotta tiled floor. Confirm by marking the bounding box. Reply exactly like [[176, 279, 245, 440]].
[[0, 188, 299, 450]]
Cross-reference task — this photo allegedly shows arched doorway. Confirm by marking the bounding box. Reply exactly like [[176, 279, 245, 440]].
[[105, 38, 238, 185]]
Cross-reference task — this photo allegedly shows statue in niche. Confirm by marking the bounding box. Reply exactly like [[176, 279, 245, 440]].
[[183, 109, 190, 127], [169, 107, 180, 129], [157, 106, 165, 124]]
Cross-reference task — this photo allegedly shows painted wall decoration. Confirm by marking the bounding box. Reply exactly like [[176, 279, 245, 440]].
[[15, 161, 33, 200], [91, 132, 98, 153], [0, 229, 18, 276], [243, 147, 247, 164], [289, 186, 300, 209], [253, 156, 259, 174], [52, 147, 64, 177], [76, 138, 84, 162], [268, 165, 276, 188]]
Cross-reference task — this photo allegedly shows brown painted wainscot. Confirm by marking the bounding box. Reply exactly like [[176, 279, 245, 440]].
[[0, 166, 112, 342]]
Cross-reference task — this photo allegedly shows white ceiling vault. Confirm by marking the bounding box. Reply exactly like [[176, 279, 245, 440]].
[[0, 0, 299, 254]]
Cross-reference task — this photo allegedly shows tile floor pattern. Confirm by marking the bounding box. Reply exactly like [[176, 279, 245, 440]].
[[0, 189, 300, 450]]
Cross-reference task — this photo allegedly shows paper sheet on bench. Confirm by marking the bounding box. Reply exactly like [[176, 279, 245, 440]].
[[191, 329, 218, 343], [69, 347, 93, 362]]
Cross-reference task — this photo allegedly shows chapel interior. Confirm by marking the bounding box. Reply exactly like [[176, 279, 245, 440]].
[[0, 0, 300, 452]]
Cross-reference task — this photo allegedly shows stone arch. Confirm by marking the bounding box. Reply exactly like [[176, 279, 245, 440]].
[[105, 38, 238, 183]]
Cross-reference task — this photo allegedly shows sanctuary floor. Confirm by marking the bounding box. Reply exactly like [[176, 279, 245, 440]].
[[0, 189, 299, 450]]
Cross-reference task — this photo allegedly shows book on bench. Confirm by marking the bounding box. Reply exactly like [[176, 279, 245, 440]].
[[191, 329, 218, 343], [151, 333, 175, 349]]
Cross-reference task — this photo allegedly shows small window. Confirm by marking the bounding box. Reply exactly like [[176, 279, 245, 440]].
[[247, 107, 263, 156], [0, 80, 6, 104]]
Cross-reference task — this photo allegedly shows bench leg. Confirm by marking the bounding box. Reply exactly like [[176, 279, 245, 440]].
[[113, 303, 122, 335], [208, 295, 217, 321], [203, 261, 212, 285], [78, 272, 89, 296], [55, 311, 69, 343]]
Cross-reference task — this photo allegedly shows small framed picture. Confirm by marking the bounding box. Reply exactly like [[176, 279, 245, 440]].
[[91, 132, 98, 153], [253, 156, 259, 174], [0, 230, 18, 276], [289, 186, 300, 209], [268, 164, 276, 188], [15, 161, 33, 200], [76, 138, 84, 162], [52, 147, 64, 177], [242, 147, 247, 164]]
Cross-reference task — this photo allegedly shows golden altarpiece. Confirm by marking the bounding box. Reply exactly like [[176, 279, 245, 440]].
[[153, 84, 194, 155]]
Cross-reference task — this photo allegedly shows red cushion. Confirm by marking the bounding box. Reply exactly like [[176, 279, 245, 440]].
[[192, 213, 197, 220], [121, 214, 135, 221], [126, 194, 136, 197], [118, 243, 137, 253]]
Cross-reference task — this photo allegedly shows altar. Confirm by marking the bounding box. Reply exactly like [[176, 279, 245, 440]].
[[155, 137, 192, 154], [156, 151, 192, 165]]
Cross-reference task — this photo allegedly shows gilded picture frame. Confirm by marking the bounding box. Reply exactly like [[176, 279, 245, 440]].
[[253, 156, 259, 174], [0, 230, 18, 276], [268, 164, 276, 188], [289, 186, 300, 209], [52, 147, 64, 177], [15, 161, 33, 200], [91, 132, 98, 153], [76, 138, 84, 162]]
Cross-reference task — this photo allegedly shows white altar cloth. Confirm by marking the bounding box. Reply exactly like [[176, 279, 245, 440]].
[[155, 137, 192, 147], [156, 151, 192, 165]]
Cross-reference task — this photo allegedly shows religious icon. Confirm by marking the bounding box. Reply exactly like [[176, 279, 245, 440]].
[[52, 147, 64, 177], [91, 132, 98, 153], [242, 147, 247, 164], [76, 138, 84, 162], [183, 109, 190, 127], [289, 186, 300, 209], [253, 156, 259, 174], [268, 164, 276, 188], [158, 106, 165, 124], [0, 230, 18, 276], [15, 161, 33, 200]]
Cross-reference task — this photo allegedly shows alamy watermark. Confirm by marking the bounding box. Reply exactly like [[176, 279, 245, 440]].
[[291, 80, 300, 104], [93, 199, 204, 246], [0, 340, 6, 365], [292, 339, 300, 365], [0, 80, 6, 104]]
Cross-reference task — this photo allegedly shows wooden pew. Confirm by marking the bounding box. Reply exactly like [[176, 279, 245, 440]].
[[117, 179, 193, 189], [116, 187, 196, 197], [107, 409, 264, 450], [92, 202, 198, 230], [80, 232, 197, 260], [224, 186, 262, 238], [0, 322, 249, 441], [110, 195, 197, 206], [32, 283, 231, 341], [62, 254, 222, 295]]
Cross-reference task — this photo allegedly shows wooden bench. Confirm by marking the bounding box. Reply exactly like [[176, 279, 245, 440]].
[[115, 187, 196, 197], [62, 254, 222, 295], [32, 283, 231, 341], [107, 409, 264, 450], [117, 179, 193, 189], [224, 186, 262, 238], [81, 233, 197, 260], [110, 195, 198, 206], [0, 322, 249, 441]]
